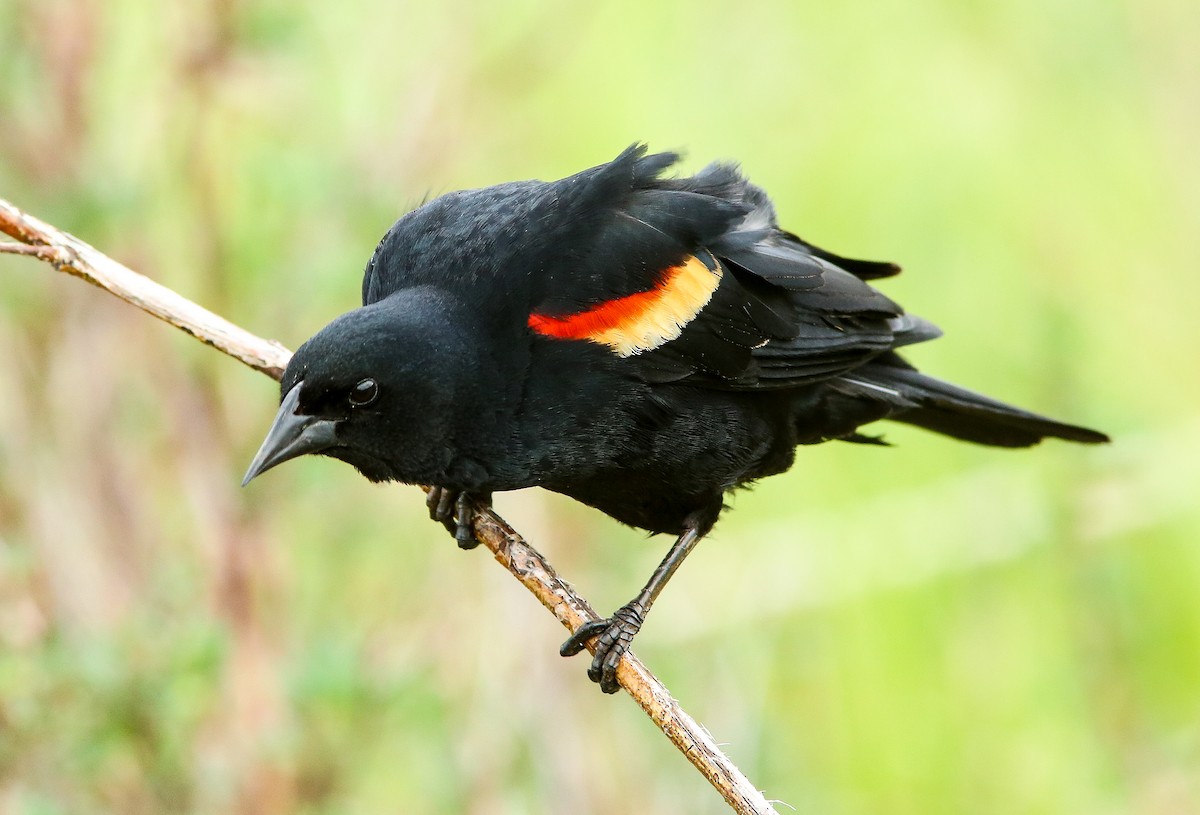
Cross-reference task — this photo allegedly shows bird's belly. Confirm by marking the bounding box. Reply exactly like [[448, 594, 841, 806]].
[[545, 470, 714, 535], [513, 363, 803, 532]]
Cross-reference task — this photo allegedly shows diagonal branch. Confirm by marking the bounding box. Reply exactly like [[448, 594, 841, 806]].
[[0, 197, 779, 815]]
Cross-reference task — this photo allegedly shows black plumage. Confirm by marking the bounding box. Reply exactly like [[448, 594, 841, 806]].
[[244, 145, 1108, 693]]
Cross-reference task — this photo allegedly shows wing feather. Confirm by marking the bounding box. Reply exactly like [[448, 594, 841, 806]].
[[524, 145, 940, 390]]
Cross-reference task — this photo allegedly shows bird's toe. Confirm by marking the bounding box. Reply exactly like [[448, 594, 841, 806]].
[[561, 602, 645, 694], [454, 491, 480, 550], [426, 486, 459, 536], [560, 618, 609, 657], [426, 487, 485, 549]]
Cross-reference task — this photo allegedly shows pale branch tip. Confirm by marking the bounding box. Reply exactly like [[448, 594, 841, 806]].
[[0, 241, 65, 260], [0, 194, 780, 815]]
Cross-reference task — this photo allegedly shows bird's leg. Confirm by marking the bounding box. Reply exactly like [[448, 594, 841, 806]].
[[425, 487, 490, 549], [560, 521, 704, 694]]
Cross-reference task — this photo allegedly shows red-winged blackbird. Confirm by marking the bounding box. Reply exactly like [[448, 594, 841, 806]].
[[243, 145, 1107, 693]]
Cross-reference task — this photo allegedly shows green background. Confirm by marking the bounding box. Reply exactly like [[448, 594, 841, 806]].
[[1, 1, 1196, 812]]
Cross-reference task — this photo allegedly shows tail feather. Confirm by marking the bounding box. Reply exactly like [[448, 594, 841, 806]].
[[849, 363, 1110, 448]]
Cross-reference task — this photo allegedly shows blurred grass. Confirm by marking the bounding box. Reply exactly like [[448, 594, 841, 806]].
[[1, 0, 1197, 812]]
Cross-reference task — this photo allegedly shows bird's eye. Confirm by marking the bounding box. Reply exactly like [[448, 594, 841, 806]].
[[348, 378, 379, 407]]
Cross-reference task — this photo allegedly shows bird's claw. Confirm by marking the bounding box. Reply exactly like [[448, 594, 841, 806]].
[[560, 602, 645, 694], [425, 487, 479, 549]]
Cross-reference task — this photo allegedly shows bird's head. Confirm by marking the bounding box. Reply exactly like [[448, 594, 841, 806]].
[[242, 287, 478, 486]]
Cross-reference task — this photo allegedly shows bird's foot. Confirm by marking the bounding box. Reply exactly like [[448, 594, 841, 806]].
[[425, 487, 481, 549], [559, 601, 646, 694]]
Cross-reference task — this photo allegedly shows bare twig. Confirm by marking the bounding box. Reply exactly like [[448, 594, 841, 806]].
[[0, 197, 780, 815], [0, 241, 62, 260], [0, 200, 290, 378]]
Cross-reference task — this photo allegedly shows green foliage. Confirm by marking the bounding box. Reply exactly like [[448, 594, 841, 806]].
[[1, 0, 1196, 812]]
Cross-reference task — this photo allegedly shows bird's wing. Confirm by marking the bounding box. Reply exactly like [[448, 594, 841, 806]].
[[526, 145, 941, 389]]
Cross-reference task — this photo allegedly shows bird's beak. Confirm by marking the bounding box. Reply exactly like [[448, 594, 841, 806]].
[[241, 382, 338, 486]]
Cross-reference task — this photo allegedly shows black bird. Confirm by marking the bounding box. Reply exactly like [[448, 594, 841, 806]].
[[243, 145, 1107, 693]]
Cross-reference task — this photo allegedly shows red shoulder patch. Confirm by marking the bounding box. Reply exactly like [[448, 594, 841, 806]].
[[528, 255, 722, 356]]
